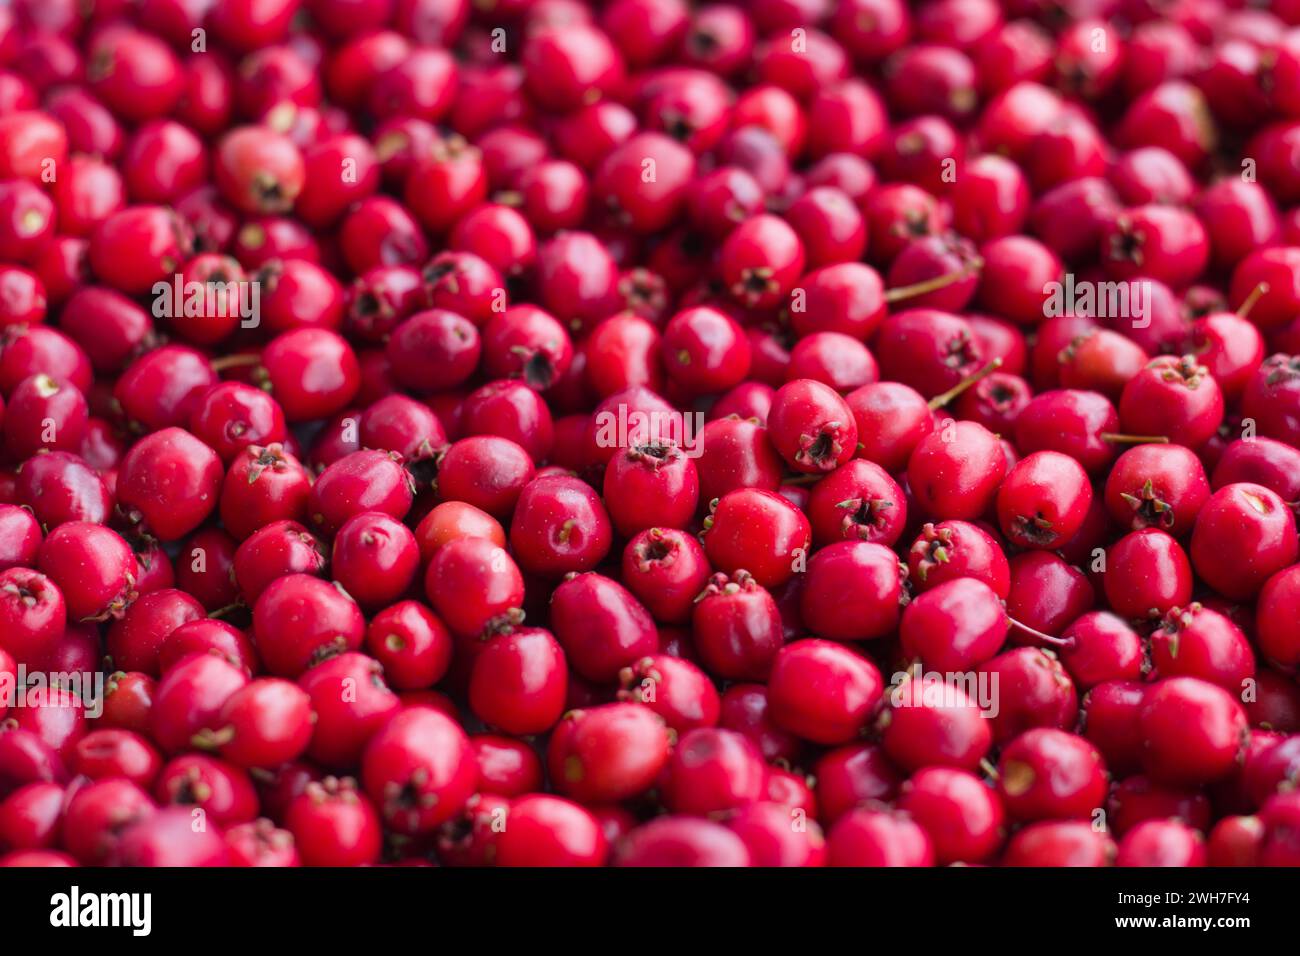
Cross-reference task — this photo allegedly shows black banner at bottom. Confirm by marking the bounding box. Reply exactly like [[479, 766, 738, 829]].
[[0, 866, 1279, 941]]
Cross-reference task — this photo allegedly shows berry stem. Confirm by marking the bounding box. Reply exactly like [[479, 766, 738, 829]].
[[1006, 614, 1072, 649], [211, 353, 263, 373], [1101, 432, 1170, 445], [927, 357, 1004, 410], [882, 257, 984, 304], [1236, 281, 1270, 320]]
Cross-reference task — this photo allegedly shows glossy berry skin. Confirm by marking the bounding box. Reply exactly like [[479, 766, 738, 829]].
[[37, 523, 138, 622], [509, 475, 613, 578], [1104, 443, 1209, 536], [361, 706, 475, 835], [1059, 612, 1146, 690], [547, 703, 670, 805], [767, 379, 858, 475], [253, 574, 365, 678], [617, 654, 720, 735], [309, 449, 413, 537], [1116, 819, 1207, 867], [808, 459, 906, 548], [285, 777, 381, 868], [1139, 677, 1248, 786], [996, 729, 1108, 823], [364, 601, 453, 691], [330, 512, 419, 610], [105, 588, 205, 677], [901, 578, 1008, 672], [702, 488, 810, 590], [692, 571, 784, 682], [437, 436, 536, 519], [996, 451, 1092, 550], [1002, 822, 1116, 867], [846, 382, 934, 473], [908, 520, 1011, 598], [0, 569, 65, 668], [882, 676, 993, 773], [150, 652, 248, 756], [767, 640, 883, 746], [801, 541, 904, 642], [695, 416, 784, 503], [621, 528, 710, 625], [496, 795, 608, 868], [469, 627, 568, 736], [603, 441, 699, 537], [233, 520, 328, 605], [897, 767, 1005, 865], [661, 307, 751, 396], [908, 421, 1008, 520], [1119, 356, 1224, 449], [116, 427, 223, 542], [826, 806, 930, 868], [296, 652, 400, 771], [1258, 566, 1300, 669], [1104, 529, 1193, 622], [1149, 603, 1254, 691], [1190, 483, 1298, 601], [551, 573, 658, 683], [261, 328, 361, 422], [220, 443, 311, 540], [425, 537, 525, 639], [661, 728, 767, 816]]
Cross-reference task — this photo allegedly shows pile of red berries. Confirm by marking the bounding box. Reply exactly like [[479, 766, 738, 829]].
[[0, 0, 1299, 869]]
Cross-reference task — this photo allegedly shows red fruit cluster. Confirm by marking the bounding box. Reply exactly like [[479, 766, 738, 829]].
[[0, 0, 1299, 871]]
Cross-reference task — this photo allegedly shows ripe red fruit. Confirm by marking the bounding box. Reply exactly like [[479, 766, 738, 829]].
[[424, 537, 525, 639], [898, 767, 1005, 865], [37, 523, 137, 622], [995, 451, 1093, 550], [1002, 821, 1116, 866], [901, 577, 1008, 672], [496, 795, 608, 867], [469, 627, 568, 736], [364, 601, 453, 690], [116, 427, 223, 542], [692, 571, 784, 681], [1116, 819, 1207, 867], [1104, 443, 1210, 535], [614, 816, 751, 866], [702, 487, 810, 589], [551, 573, 658, 683], [808, 459, 906, 548], [1104, 529, 1193, 621], [546, 702, 670, 805], [620, 527, 711, 625], [996, 729, 1108, 822], [1191, 483, 1298, 601], [284, 776, 381, 868], [603, 440, 700, 537], [509, 474, 613, 577], [361, 707, 476, 835], [252, 574, 365, 677], [661, 728, 767, 816], [767, 640, 883, 745], [766, 378, 858, 474], [908, 420, 1007, 520], [801, 541, 904, 641], [150, 652, 248, 755], [213, 678, 314, 769], [0, 569, 65, 666], [617, 654, 720, 734], [330, 511, 419, 609], [1139, 677, 1248, 785]]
